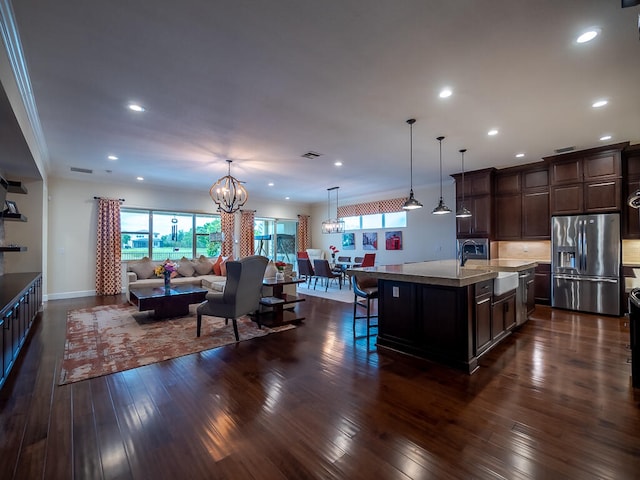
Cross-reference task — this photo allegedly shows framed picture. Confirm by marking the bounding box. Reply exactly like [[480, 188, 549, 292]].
[[342, 232, 355, 250], [5, 200, 18, 214], [385, 231, 402, 250], [362, 232, 377, 250]]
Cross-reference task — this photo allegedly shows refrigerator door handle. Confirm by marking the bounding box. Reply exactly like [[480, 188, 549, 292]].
[[582, 220, 588, 272], [586, 277, 618, 284]]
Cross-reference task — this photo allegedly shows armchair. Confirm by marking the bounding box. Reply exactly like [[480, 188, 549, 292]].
[[196, 255, 269, 341]]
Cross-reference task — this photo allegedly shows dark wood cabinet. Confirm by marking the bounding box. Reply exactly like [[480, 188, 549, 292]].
[[378, 280, 419, 347], [475, 280, 493, 354], [491, 291, 515, 342], [495, 164, 550, 240], [547, 143, 627, 216], [452, 169, 494, 238], [534, 263, 551, 305]]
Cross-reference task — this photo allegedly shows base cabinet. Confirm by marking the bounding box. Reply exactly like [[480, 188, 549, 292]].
[[0, 273, 42, 389], [377, 278, 514, 374], [534, 263, 551, 304]]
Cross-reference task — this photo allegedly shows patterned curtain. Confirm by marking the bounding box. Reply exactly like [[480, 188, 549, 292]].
[[239, 210, 255, 257], [338, 197, 407, 217], [297, 214, 310, 251], [95, 198, 122, 295], [221, 211, 235, 257]]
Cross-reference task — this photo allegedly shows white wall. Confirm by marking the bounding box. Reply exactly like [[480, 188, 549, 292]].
[[310, 181, 457, 266], [47, 176, 311, 299]]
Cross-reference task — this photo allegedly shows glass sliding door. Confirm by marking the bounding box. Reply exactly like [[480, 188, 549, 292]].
[[254, 217, 298, 262]]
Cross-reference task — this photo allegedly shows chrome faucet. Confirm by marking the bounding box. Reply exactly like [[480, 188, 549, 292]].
[[459, 239, 478, 267]]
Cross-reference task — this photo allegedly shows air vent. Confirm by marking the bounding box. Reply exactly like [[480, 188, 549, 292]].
[[70, 167, 93, 174], [554, 146, 576, 154], [301, 151, 322, 159]]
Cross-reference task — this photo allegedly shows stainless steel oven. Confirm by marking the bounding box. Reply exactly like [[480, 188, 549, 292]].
[[456, 238, 489, 260]]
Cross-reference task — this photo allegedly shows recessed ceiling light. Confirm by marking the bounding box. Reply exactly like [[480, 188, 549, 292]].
[[576, 29, 599, 44], [107, 155, 118, 160], [285, 196, 290, 200], [488, 129, 499, 136], [136, 176, 144, 181], [268, 182, 274, 187], [439, 88, 452, 98], [592, 99, 608, 108], [516, 153, 525, 158], [600, 135, 612, 141], [128, 103, 146, 112], [334, 161, 343, 166]]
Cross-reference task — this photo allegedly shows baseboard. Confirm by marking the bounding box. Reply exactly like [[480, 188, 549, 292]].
[[46, 289, 97, 301]]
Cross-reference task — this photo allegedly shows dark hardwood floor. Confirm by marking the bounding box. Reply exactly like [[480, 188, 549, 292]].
[[1, 293, 639, 479]]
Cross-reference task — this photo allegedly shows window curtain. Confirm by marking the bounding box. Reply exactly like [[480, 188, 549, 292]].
[[239, 210, 255, 258], [95, 198, 122, 296], [221, 211, 235, 257], [297, 214, 310, 251]]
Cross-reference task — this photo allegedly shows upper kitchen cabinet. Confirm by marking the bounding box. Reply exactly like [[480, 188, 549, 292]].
[[546, 143, 627, 216], [451, 168, 494, 238], [495, 164, 550, 240], [623, 144, 640, 239]]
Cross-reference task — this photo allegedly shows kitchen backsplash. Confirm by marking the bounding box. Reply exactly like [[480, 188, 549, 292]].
[[623, 240, 640, 265], [494, 241, 551, 262]]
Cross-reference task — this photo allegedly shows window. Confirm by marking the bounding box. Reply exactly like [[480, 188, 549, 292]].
[[121, 208, 220, 261], [342, 211, 406, 231]]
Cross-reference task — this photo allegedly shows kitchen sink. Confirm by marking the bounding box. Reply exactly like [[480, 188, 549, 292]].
[[493, 271, 519, 296]]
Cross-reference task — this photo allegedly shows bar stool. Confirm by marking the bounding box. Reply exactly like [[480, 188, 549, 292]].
[[353, 275, 378, 339]]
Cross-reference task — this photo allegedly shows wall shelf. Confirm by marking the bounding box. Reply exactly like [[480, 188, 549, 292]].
[[0, 246, 27, 252], [1, 213, 27, 222]]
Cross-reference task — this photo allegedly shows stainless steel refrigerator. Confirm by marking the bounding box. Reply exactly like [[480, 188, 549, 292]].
[[551, 213, 621, 316]]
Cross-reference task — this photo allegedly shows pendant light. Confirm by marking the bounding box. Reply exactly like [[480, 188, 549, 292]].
[[402, 118, 423, 210], [432, 136, 452, 215], [209, 159, 248, 213], [322, 186, 345, 234], [455, 148, 472, 218]]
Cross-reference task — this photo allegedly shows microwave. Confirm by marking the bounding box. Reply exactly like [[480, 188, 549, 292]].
[[457, 238, 490, 260]]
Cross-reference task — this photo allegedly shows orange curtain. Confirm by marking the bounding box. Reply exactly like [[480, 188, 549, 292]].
[[297, 214, 310, 251], [221, 211, 235, 256], [239, 210, 255, 257], [95, 198, 122, 296]]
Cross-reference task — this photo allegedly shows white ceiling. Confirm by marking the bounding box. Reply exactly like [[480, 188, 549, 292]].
[[4, 0, 640, 204]]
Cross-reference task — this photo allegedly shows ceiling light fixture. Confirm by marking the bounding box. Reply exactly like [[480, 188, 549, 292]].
[[136, 176, 144, 181], [107, 155, 118, 160], [600, 135, 612, 141], [456, 148, 472, 218], [334, 161, 343, 166], [592, 99, 608, 108], [577, 29, 599, 44], [516, 153, 525, 158], [322, 186, 345, 234], [402, 118, 423, 210], [432, 136, 452, 215], [128, 103, 145, 112], [439, 88, 452, 98], [488, 129, 499, 136], [209, 159, 248, 213]]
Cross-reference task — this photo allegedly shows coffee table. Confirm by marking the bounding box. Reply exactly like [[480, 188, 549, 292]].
[[129, 284, 208, 319]]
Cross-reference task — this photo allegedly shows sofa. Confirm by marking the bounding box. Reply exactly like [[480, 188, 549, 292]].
[[126, 255, 297, 300]]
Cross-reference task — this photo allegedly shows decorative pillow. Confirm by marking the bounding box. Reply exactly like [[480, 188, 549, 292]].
[[213, 255, 223, 276], [194, 255, 214, 275], [220, 256, 234, 276], [176, 257, 196, 277], [128, 257, 155, 280]]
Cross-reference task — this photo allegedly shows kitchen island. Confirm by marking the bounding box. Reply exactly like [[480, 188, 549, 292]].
[[349, 259, 535, 374]]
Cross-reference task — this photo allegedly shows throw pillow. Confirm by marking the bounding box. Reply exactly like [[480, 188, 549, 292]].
[[176, 257, 196, 277], [128, 257, 155, 280], [194, 255, 214, 275], [212, 255, 223, 276], [220, 256, 234, 276]]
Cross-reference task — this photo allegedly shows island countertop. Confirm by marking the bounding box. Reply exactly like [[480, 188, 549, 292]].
[[347, 259, 497, 287]]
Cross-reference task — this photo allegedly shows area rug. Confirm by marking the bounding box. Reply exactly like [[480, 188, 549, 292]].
[[297, 282, 355, 303], [59, 304, 294, 385]]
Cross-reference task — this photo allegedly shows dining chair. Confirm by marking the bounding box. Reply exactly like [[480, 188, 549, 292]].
[[360, 253, 376, 267], [313, 259, 342, 291], [297, 257, 315, 286], [353, 274, 378, 339], [336, 255, 352, 289], [353, 256, 364, 267]]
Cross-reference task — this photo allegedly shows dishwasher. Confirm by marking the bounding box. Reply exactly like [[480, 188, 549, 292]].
[[516, 268, 535, 326]]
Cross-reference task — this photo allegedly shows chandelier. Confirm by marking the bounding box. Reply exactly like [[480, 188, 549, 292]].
[[322, 186, 345, 234], [209, 159, 248, 213]]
